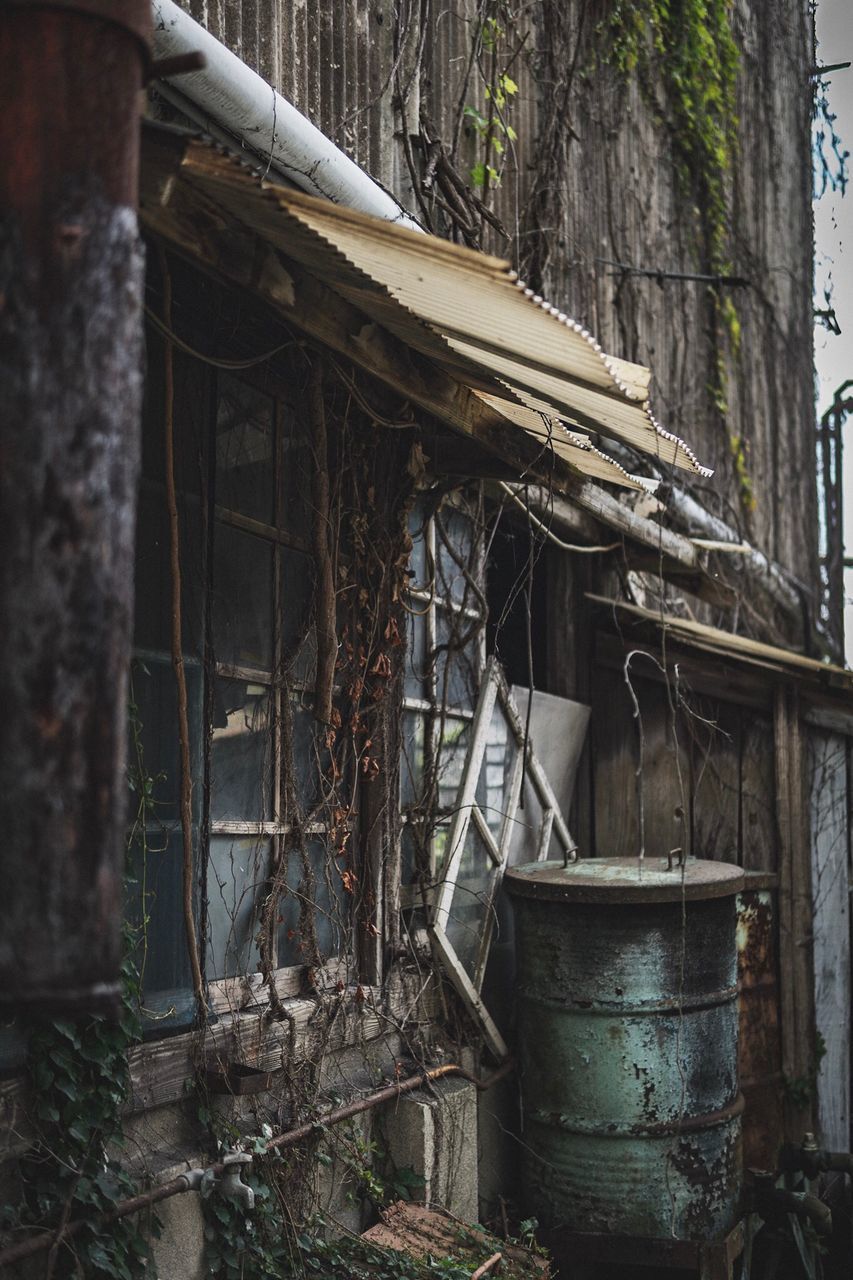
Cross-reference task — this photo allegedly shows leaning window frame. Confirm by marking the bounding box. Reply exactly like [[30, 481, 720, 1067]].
[[430, 659, 577, 1060]]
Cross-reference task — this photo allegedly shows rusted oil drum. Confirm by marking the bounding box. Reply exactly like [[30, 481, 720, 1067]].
[[506, 856, 744, 1241]]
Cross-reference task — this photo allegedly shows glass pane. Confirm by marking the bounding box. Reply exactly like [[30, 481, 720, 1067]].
[[141, 342, 207, 495], [436, 716, 470, 812], [400, 822, 421, 884], [210, 679, 273, 821], [207, 836, 270, 979], [432, 817, 453, 876], [435, 605, 480, 710], [443, 822, 496, 982], [281, 409, 311, 530], [480, 697, 519, 845], [212, 522, 274, 671], [404, 607, 429, 700], [134, 484, 204, 656], [215, 374, 275, 524], [128, 657, 202, 826], [281, 546, 315, 681], [277, 838, 348, 965], [126, 827, 196, 1026], [400, 711, 425, 809], [290, 700, 342, 809], [407, 504, 429, 589], [436, 504, 476, 605]]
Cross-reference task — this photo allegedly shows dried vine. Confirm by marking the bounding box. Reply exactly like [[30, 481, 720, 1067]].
[[159, 249, 206, 1016]]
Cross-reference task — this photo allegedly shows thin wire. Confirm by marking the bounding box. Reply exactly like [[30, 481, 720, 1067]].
[[498, 482, 621, 552], [144, 305, 295, 369], [328, 356, 418, 428]]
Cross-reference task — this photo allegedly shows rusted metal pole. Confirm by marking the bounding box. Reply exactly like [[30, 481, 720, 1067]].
[[0, 1, 150, 1013]]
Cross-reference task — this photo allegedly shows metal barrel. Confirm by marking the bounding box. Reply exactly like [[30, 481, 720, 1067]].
[[505, 857, 744, 1241]]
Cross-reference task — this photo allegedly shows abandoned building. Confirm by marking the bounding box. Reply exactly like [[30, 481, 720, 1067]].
[[1, 1, 852, 1277]]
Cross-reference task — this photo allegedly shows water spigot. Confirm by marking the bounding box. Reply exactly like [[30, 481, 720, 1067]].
[[201, 1152, 255, 1212]]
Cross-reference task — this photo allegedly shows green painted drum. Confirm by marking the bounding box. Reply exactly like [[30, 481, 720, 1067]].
[[505, 856, 744, 1241]]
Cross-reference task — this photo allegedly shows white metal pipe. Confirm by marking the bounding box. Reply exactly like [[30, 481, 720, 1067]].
[[150, 0, 422, 232]]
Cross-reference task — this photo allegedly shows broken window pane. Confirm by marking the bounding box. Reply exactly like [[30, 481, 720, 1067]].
[[127, 827, 197, 1026], [210, 678, 273, 821], [443, 821, 496, 982], [207, 835, 269, 979], [277, 838, 348, 965], [212, 523, 274, 671]]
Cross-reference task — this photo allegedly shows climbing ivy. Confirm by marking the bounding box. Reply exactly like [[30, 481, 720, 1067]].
[[599, 0, 740, 283], [3, 942, 158, 1279], [0, 691, 165, 1277], [464, 8, 520, 199], [598, 1, 751, 499], [202, 1153, 294, 1280]]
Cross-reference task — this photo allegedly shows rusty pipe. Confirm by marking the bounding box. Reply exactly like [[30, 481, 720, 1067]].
[[0, 1060, 514, 1268], [780, 1134, 853, 1180], [752, 1173, 833, 1237]]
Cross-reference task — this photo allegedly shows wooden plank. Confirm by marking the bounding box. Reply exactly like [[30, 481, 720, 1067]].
[[688, 696, 741, 863], [637, 683, 692, 860], [567, 481, 698, 567], [807, 728, 851, 1148], [775, 684, 816, 1137], [594, 630, 774, 713], [740, 713, 777, 873], [591, 663, 640, 857], [0, 969, 438, 1157]]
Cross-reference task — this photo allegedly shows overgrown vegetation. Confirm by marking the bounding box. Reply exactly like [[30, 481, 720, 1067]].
[[596, 0, 751, 499], [599, 0, 740, 283], [463, 11, 520, 198], [1, 948, 157, 1279], [0, 697, 159, 1278]]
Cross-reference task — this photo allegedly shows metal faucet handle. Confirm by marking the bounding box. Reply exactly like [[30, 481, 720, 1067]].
[[200, 1151, 255, 1212]]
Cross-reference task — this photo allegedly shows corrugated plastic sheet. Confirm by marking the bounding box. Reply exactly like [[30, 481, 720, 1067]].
[[173, 142, 711, 485]]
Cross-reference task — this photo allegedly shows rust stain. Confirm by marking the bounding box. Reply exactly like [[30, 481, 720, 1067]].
[[737, 890, 784, 1170]]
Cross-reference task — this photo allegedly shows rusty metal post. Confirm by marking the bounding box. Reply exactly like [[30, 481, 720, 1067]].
[[0, 1, 150, 1012]]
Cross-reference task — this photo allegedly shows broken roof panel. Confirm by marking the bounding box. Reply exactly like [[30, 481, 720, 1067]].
[[588, 595, 853, 688], [169, 143, 710, 479]]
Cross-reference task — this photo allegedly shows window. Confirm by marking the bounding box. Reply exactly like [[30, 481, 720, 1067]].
[[129, 328, 354, 1028], [400, 494, 487, 898]]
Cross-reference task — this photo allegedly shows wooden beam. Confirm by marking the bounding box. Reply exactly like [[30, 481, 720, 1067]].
[[565, 479, 698, 565], [774, 684, 816, 1138]]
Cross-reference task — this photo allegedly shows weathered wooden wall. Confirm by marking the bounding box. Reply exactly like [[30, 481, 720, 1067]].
[[172, 0, 818, 607]]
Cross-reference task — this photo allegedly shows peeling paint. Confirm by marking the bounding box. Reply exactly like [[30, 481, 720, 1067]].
[[507, 860, 742, 1240]]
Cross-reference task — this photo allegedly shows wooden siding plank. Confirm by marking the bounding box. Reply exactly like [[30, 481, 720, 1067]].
[[808, 728, 851, 1148]]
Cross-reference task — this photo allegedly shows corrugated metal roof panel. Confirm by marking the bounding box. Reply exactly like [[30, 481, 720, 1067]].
[[155, 139, 707, 487], [181, 153, 709, 477]]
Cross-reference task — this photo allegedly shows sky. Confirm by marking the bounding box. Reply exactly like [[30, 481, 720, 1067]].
[[813, 1, 853, 659]]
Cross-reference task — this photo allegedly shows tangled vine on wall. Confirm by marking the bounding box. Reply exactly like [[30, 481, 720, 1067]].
[[2, 950, 156, 1279], [596, 0, 756, 506]]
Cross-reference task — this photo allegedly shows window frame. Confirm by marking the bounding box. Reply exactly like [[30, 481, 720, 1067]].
[[132, 343, 358, 1026], [430, 659, 578, 1060]]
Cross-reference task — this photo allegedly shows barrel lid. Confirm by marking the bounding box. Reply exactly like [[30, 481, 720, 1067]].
[[504, 856, 744, 904]]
